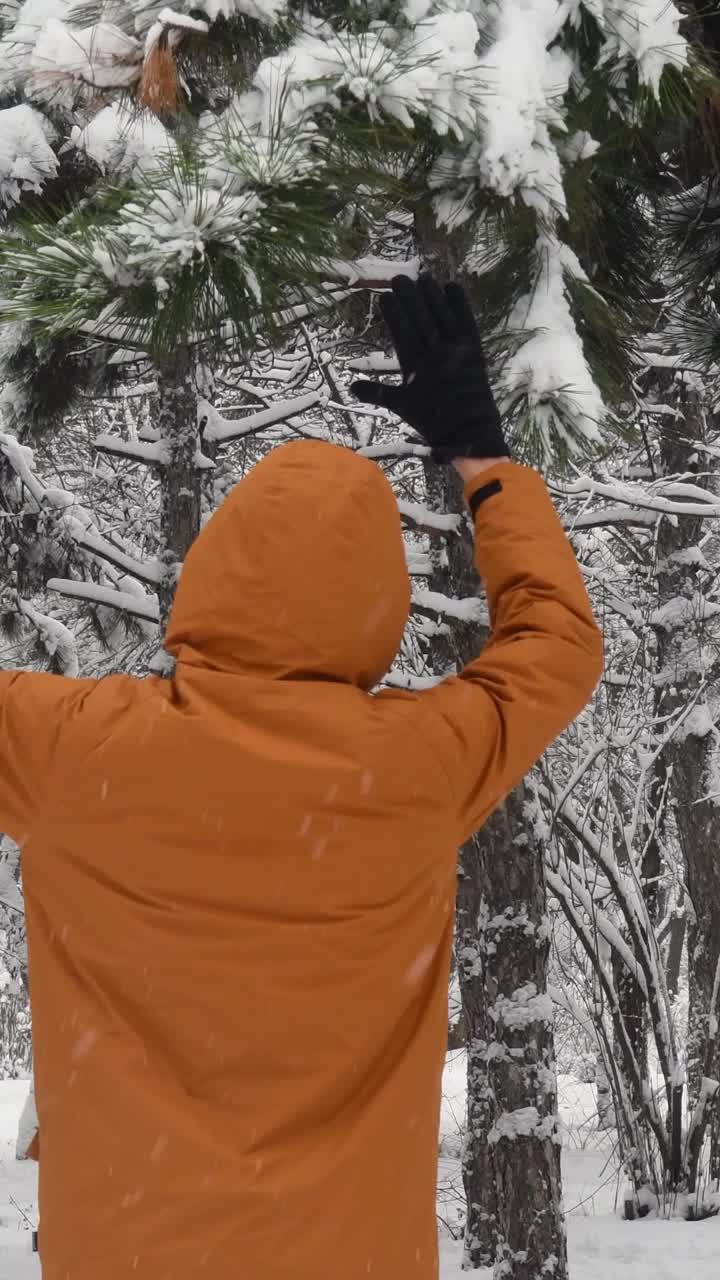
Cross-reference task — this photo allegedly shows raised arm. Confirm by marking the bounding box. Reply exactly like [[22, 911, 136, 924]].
[[418, 458, 602, 841], [351, 274, 603, 842]]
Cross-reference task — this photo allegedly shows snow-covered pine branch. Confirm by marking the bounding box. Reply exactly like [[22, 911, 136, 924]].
[[0, 0, 691, 460], [16, 597, 79, 677]]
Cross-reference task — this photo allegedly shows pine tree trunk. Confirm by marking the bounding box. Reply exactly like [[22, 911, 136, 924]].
[[156, 346, 202, 626], [420, 463, 499, 1264], [421, 463, 566, 1278], [464, 797, 567, 1278], [448, 937, 468, 1051], [414, 202, 565, 1273], [457, 833, 498, 1268]]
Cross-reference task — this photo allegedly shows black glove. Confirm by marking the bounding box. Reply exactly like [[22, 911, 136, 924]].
[[350, 275, 508, 464]]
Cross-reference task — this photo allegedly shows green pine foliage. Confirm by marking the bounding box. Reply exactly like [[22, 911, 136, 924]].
[[0, 0, 713, 457]]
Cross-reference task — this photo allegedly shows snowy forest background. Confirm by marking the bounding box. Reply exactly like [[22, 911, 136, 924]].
[[0, 0, 720, 1277]]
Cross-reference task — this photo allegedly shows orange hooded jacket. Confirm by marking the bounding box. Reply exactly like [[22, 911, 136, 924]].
[[0, 442, 602, 1280]]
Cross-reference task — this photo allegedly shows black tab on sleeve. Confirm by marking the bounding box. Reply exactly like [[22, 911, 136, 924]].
[[468, 478, 503, 518]]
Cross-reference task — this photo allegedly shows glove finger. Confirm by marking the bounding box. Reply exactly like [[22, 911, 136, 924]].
[[444, 282, 482, 344], [349, 380, 407, 415], [390, 275, 439, 348], [417, 276, 460, 341], [378, 293, 423, 371]]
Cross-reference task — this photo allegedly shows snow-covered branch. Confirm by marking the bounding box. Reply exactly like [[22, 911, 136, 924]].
[[543, 779, 677, 1098], [328, 256, 420, 288], [412, 589, 487, 625], [47, 579, 160, 625], [72, 530, 162, 587], [556, 474, 720, 521], [398, 501, 462, 534], [200, 391, 325, 444], [546, 862, 671, 1170], [1, 431, 161, 587], [358, 441, 431, 461], [549, 856, 648, 995], [94, 434, 215, 470]]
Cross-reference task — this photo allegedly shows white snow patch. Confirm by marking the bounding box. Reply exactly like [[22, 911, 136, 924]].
[[0, 104, 57, 208], [30, 20, 141, 90], [72, 103, 174, 177], [488, 1105, 558, 1145], [491, 984, 554, 1029], [674, 703, 715, 741], [500, 233, 605, 455]]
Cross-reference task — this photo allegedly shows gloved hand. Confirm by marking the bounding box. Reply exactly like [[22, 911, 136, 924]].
[[350, 275, 508, 464]]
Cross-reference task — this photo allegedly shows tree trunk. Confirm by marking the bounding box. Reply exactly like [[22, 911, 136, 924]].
[[652, 386, 720, 1105], [596, 1053, 615, 1131], [612, 953, 647, 1082], [422, 462, 566, 1277], [464, 796, 567, 1278], [156, 346, 202, 627], [414, 199, 566, 1273], [456, 832, 498, 1268], [665, 902, 686, 1002]]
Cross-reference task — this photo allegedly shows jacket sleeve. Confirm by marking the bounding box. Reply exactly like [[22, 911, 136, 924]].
[[0, 670, 87, 845], [411, 460, 603, 843]]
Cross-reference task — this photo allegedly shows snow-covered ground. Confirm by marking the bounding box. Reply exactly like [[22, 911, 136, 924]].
[[0, 1080, 35, 1280], [1, 1058, 717, 1278], [438, 1054, 719, 1277]]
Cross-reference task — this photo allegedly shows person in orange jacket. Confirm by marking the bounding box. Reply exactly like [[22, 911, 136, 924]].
[[1, 277, 602, 1279]]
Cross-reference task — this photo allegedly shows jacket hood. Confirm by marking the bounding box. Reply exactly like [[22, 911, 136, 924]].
[[166, 440, 411, 689]]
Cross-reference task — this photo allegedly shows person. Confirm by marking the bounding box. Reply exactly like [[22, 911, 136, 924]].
[[0, 277, 602, 1280]]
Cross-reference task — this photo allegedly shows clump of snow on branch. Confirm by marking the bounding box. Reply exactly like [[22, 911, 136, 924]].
[[146, 7, 209, 45], [112, 186, 261, 291], [198, 0, 286, 24], [202, 97, 321, 191], [590, 0, 688, 94], [29, 19, 141, 104], [246, 10, 480, 139], [17, 598, 79, 676], [0, 0, 68, 92], [71, 103, 174, 177], [429, 0, 683, 455], [0, 105, 57, 208], [500, 234, 604, 454], [433, 0, 573, 219]]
